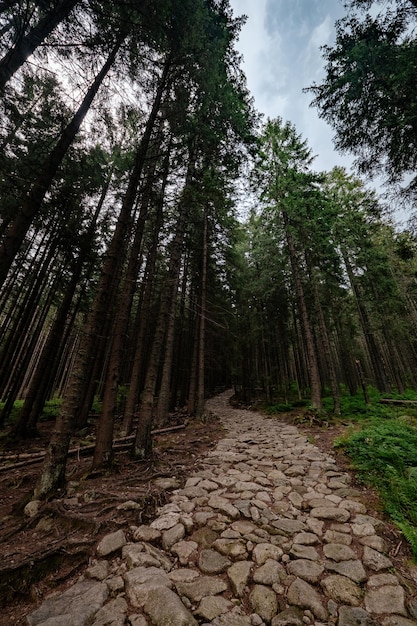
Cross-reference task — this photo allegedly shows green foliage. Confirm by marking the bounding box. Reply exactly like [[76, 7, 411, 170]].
[[335, 412, 417, 557]]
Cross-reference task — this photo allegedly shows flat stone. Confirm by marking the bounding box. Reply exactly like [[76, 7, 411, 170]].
[[351, 523, 376, 536], [85, 561, 110, 581], [91, 597, 128, 626], [122, 544, 160, 569], [128, 615, 148, 626], [382, 618, 417, 626], [168, 569, 200, 583], [171, 540, 198, 565], [325, 559, 367, 583], [253, 559, 287, 585], [227, 560, 253, 597], [287, 578, 328, 620], [286, 559, 324, 584], [162, 523, 186, 550], [231, 521, 257, 535], [116, 500, 142, 511], [321, 574, 362, 605], [150, 513, 181, 531], [310, 507, 350, 522], [175, 576, 228, 603], [144, 585, 198, 625], [359, 535, 387, 552], [271, 607, 304, 626], [132, 525, 161, 543], [292, 533, 319, 546], [96, 530, 126, 557], [338, 606, 379, 626], [323, 543, 356, 561], [196, 596, 234, 621], [323, 530, 352, 545], [190, 527, 218, 548], [364, 585, 407, 615], [124, 566, 172, 608], [289, 545, 319, 561], [253, 542, 283, 565], [106, 576, 124, 594], [249, 584, 278, 623], [272, 520, 306, 535], [367, 573, 399, 588], [213, 538, 247, 559], [362, 546, 393, 571], [208, 495, 240, 519], [26, 580, 108, 626], [339, 500, 367, 514], [198, 549, 231, 574]]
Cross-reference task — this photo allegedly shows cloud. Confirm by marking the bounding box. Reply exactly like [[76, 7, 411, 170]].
[[229, 0, 352, 173]]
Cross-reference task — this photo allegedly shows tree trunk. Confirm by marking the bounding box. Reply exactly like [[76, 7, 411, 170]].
[[0, 37, 122, 285], [283, 211, 322, 409], [196, 213, 208, 419], [0, 0, 79, 90]]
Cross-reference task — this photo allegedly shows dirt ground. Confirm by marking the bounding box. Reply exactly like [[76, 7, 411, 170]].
[[0, 402, 414, 625]]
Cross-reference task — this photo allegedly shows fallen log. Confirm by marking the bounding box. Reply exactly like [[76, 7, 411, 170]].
[[0, 423, 186, 471]]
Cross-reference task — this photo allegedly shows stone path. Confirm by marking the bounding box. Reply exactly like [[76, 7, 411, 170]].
[[26, 390, 417, 626]]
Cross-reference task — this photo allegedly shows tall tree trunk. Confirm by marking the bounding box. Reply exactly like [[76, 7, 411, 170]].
[[0, 0, 79, 90], [283, 211, 322, 409], [133, 160, 194, 459], [34, 58, 171, 499], [0, 37, 122, 285], [196, 213, 208, 419]]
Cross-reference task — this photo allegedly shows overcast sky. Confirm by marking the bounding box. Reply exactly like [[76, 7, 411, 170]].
[[228, 0, 352, 174]]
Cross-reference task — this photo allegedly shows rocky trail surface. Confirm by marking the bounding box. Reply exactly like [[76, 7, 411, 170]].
[[25, 390, 417, 626]]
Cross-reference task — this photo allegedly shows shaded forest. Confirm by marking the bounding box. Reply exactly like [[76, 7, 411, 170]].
[[1, 0, 417, 501]]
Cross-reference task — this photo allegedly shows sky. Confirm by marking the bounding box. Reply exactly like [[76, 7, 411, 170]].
[[228, 0, 352, 174]]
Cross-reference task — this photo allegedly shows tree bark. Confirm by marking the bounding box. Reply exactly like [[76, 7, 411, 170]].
[[196, 213, 208, 419]]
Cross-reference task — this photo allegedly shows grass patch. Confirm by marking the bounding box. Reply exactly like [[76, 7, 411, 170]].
[[335, 416, 417, 558]]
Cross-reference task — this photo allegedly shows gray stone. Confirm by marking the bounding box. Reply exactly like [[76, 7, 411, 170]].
[[122, 544, 160, 569], [116, 500, 142, 511], [325, 559, 367, 583], [253, 559, 287, 585], [143, 585, 198, 625], [106, 576, 124, 594], [323, 530, 352, 545], [132, 525, 161, 543], [26, 581, 108, 626], [367, 573, 399, 588], [382, 618, 417, 626], [271, 607, 304, 626], [190, 527, 218, 547], [253, 542, 283, 565], [272, 520, 306, 535], [286, 559, 324, 584], [359, 535, 387, 552], [231, 521, 257, 535], [97, 530, 127, 557], [175, 576, 228, 602], [287, 578, 328, 621], [198, 549, 231, 574], [91, 597, 128, 626], [249, 585, 278, 623], [196, 596, 234, 621], [128, 616, 149, 626], [337, 606, 379, 626], [362, 546, 393, 571], [171, 540, 198, 565], [124, 566, 172, 608], [323, 543, 356, 561], [289, 545, 319, 561], [364, 585, 407, 615], [227, 560, 253, 597], [85, 560, 110, 581], [168, 569, 200, 584], [142, 542, 174, 571], [213, 538, 248, 559], [24, 500, 42, 518], [321, 574, 362, 605], [208, 494, 240, 519], [292, 533, 319, 546], [150, 512, 181, 531], [162, 523, 186, 550], [310, 507, 350, 522], [153, 477, 181, 490]]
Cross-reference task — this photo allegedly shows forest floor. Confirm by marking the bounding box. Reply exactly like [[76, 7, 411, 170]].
[[0, 400, 410, 625]]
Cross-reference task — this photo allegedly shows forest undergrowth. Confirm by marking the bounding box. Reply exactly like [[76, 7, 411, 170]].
[[264, 387, 417, 559]]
